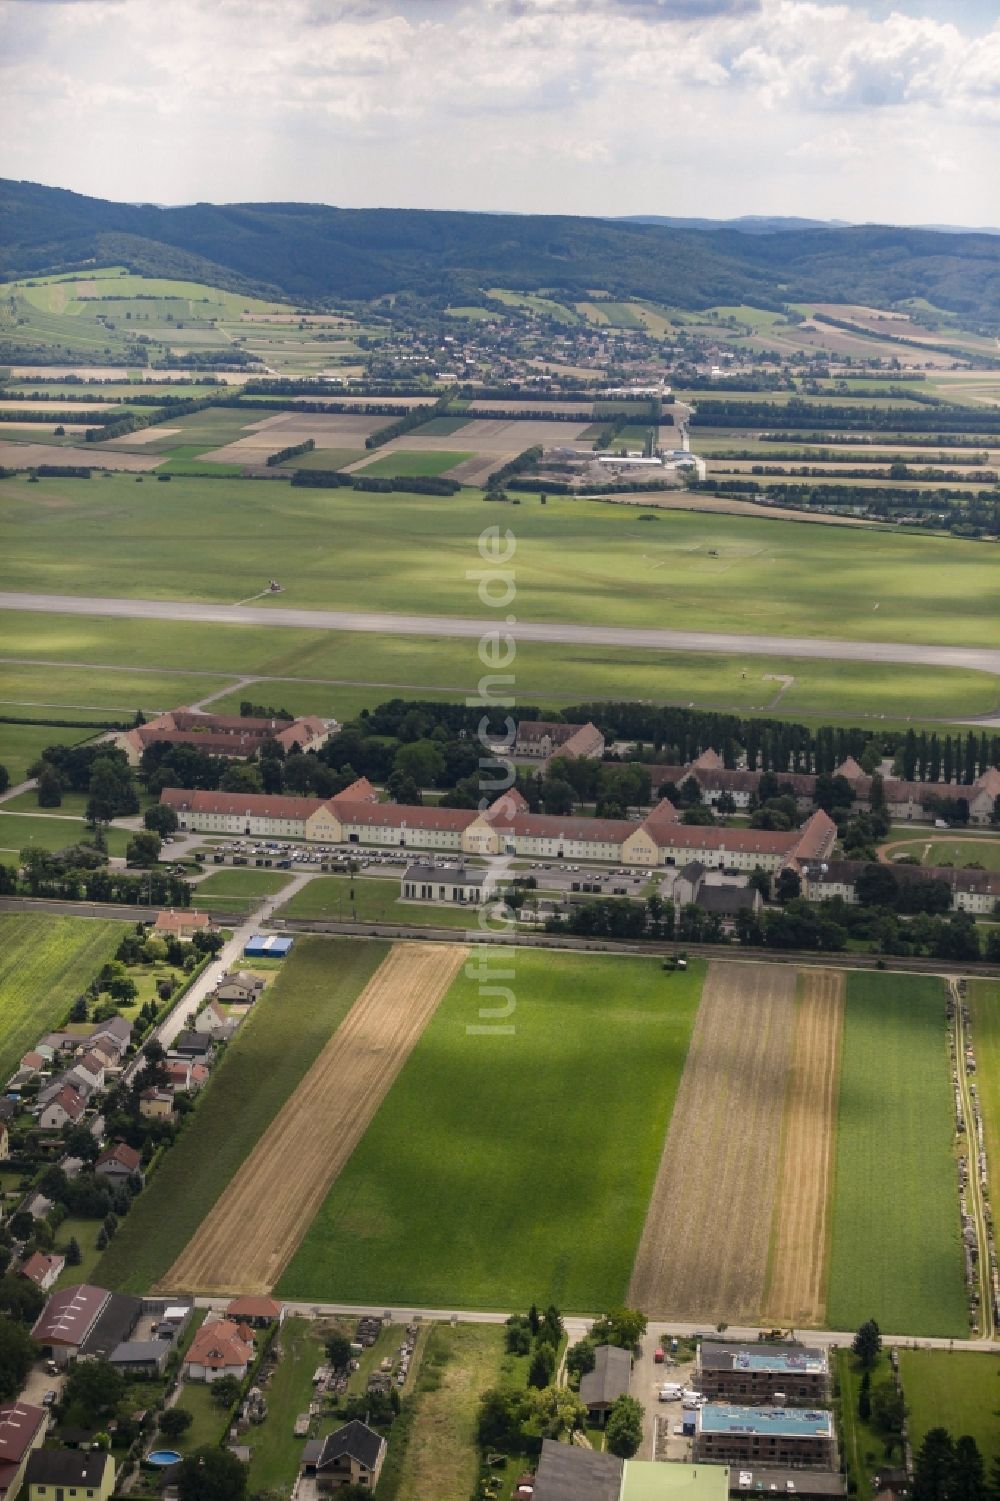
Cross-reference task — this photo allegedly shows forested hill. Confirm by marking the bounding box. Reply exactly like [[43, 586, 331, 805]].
[[4, 176, 1000, 319]]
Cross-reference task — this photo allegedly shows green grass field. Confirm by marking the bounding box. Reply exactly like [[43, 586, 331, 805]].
[[899, 1350, 1000, 1467], [969, 982, 1000, 1209], [826, 972, 966, 1336], [0, 720, 98, 783], [1, 608, 996, 732], [0, 810, 129, 856], [245, 1316, 326, 1493], [278, 951, 703, 1310], [3, 468, 998, 647], [279, 875, 488, 930], [0, 913, 122, 1080], [191, 868, 292, 915], [93, 937, 388, 1292], [887, 837, 1000, 872], [355, 449, 472, 478]]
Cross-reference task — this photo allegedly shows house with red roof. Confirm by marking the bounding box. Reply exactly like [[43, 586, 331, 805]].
[[184, 1319, 254, 1383], [95, 1142, 143, 1186], [37, 1084, 86, 1132], [18, 1252, 65, 1292]]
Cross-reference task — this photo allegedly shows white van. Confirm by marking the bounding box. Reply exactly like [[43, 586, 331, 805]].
[[658, 1383, 683, 1402]]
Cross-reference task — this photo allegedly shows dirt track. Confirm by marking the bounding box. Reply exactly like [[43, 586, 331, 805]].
[[763, 970, 844, 1326], [628, 960, 796, 1320], [160, 942, 467, 1295]]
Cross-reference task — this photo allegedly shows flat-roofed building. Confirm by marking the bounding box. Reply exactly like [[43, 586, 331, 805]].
[[697, 1344, 829, 1405], [729, 1468, 846, 1501], [694, 1407, 835, 1470]]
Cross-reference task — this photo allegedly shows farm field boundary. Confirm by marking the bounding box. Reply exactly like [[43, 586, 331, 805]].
[[277, 951, 703, 1311], [162, 941, 467, 1295], [826, 971, 967, 1336], [763, 969, 844, 1326], [628, 960, 796, 1321], [94, 937, 389, 1293]]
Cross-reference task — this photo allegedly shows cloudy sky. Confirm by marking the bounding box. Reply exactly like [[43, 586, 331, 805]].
[[2, 0, 999, 225]]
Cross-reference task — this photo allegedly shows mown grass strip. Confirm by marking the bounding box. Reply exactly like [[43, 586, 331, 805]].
[[94, 936, 388, 1293], [826, 972, 966, 1336]]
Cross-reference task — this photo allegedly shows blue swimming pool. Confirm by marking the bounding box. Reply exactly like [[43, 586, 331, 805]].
[[148, 1449, 182, 1466]]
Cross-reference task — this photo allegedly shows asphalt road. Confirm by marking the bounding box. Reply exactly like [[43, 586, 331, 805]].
[[2, 590, 999, 674]]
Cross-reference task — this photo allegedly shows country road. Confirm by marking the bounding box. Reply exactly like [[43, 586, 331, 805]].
[[3, 589, 1000, 675]]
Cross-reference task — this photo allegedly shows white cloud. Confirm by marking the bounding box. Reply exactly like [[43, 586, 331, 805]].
[[0, 0, 998, 220]]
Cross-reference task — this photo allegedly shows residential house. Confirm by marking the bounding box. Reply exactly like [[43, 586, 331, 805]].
[[0, 1405, 47, 1501], [154, 909, 213, 940], [19, 1253, 65, 1293], [172, 1031, 212, 1062], [514, 720, 605, 763], [304, 1420, 387, 1493], [24, 1446, 115, 1501], [214, 971, 265, 1004], [193, 1000, 234, 1040], [184, 1319, 254, 1383], [94, 1142, 143, 1187], [580, 1346, 631, 1426], [139, 1088, 175, 1122], [37, 1085, 86, 1132]]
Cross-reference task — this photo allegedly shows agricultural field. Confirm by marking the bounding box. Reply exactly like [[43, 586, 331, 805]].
[[0, 912, 122, 1081], [629, 961, 796, 1322], [826, 972, 966, 1337], [354, 448, 472, 477], [94, 937, 389, 1293], [165, 943, 465, 1294], [278, 951, 703, 1310], [898, 1349, 1000, 1469], [3, 469, 1000, 648], [764, 969, 844, 1326], [968, 982, 1000, 1207]]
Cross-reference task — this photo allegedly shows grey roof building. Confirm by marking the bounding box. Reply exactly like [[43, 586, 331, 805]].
[[401, 863, 490, 904], [580, 1344, 631, 1420], [532, 1439, 624, 1501], [109, 1339, 171, 1377]]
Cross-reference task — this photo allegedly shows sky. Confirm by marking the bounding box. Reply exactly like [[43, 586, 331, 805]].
[[2, 0, 1000, 225]]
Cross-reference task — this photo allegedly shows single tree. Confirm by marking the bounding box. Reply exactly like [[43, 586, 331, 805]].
[[605, 1394, 644, 1458], [159, 1407, 194, 1440], [853, 1319, 882, 1370], [0, 1319, 37, 1401], [325, 1333, 353, 1370], [177, 1447, 248, 1501]]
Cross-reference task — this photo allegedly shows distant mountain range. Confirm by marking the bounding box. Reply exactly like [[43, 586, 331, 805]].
[[3, 178, 1000, 320], [617, 214, 1000, 235]]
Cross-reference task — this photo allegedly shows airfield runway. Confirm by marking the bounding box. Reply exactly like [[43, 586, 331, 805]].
[[2, 589, 1000, 676]]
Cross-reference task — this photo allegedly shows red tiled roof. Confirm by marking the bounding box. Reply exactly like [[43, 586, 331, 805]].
[[334, 800, 479, 834], [161, 788, 331, 820], [332, 776, 379, 804], [186, 1319, 254, 1371], [19, 1252, 64, 1288], [645, 822, 798, 854], [96, 1142, 141, 1173], [155, 908, 211, 932], [226, 1296, 281, 1320], [46, 1084, 85, 1122]]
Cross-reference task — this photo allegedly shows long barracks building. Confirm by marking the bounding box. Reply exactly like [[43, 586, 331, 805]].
[[161, 782, 836, 871]]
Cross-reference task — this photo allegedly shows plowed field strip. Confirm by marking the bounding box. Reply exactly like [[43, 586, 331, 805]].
[[763, 969, 844, 1326], [160, 942, 467, 1295], [628, 960, 796, 1320]]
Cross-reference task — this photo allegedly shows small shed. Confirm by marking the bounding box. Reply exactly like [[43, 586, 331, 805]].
[[244, 935, 293, 960]]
